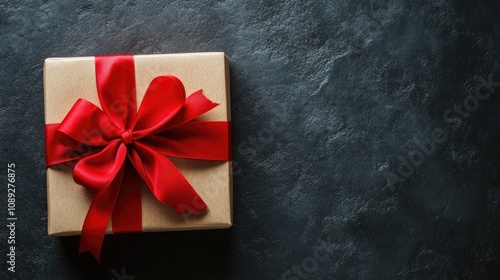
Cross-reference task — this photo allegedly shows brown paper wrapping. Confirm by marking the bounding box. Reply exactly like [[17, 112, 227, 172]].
[[44, 53, 232, 236]]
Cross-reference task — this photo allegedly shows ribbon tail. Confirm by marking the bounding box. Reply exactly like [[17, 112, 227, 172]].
[[130, 142, 207, 214], [112, 160, 143, 233], [78, 164, 125, 262]]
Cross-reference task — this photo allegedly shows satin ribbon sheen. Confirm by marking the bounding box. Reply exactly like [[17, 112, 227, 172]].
[[45, 55, 231, 262]]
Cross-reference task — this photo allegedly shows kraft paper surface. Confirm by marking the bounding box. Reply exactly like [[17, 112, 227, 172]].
[[44, 53, 232, 236]]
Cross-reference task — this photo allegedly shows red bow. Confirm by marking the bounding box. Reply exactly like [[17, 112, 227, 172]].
[[45, 55, 231, 262]]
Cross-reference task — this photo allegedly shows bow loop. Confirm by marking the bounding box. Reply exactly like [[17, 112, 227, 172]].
[[57, 99, 121, 146], [160, 89, 220, 131], [132, 76, 186, 138]]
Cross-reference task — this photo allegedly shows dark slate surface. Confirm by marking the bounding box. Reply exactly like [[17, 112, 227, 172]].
[[1, 0, 500, 279]]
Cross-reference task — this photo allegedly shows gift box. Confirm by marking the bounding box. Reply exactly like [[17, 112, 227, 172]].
[[44, 53, 232, 259]]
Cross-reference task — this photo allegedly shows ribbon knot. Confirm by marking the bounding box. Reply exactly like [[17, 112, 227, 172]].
[[45, 55, 231, 262], [121, 129, 133, 145]]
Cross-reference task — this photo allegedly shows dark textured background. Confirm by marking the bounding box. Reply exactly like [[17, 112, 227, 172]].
[[1, 1, 500, 279]]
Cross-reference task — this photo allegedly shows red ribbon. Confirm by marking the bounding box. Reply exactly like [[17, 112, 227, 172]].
[[45, 55, 231, 262]]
